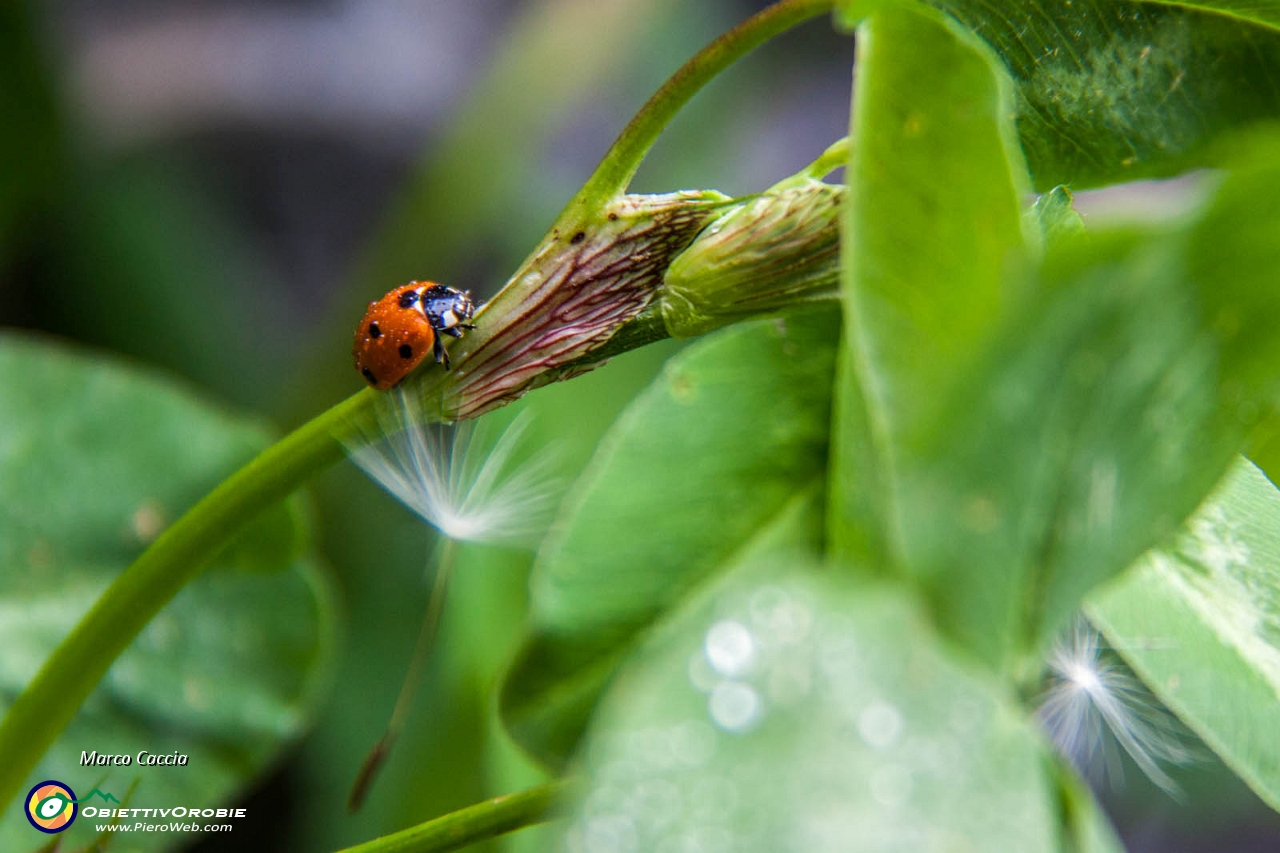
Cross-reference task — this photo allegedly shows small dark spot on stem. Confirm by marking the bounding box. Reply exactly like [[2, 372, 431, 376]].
[[607, 213, 618, 221], [399, 344, 414, 359], [571, 231, 586, 244]]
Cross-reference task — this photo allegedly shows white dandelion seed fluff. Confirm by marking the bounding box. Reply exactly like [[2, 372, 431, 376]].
[[343, 386, 562, 547], [1038, 617, 1197, 796]]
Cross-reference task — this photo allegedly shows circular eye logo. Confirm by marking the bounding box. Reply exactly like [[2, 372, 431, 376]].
[[25, 781, 77, 834]]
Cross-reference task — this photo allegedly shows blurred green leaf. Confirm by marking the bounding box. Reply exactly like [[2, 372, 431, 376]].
[[828, 1, 1030, 662], [557, 505, 1061, 852], [838, 0, 1280, 190], [834, 7, 1280, 670], [898, 230, 1244, 665], [0, 334, 336, 852], [1089, 459, 1280, 813], [501, 307, 838, 770], [1184, 130, 1280, 405]]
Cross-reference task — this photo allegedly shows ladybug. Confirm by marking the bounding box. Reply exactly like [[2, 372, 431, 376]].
[[352, 282, 476, 389]]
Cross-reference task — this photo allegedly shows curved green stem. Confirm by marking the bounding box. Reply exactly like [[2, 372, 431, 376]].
[[334, 779, 572, 853], [0, 0, 837, 815], [568, 0, 835, 210]]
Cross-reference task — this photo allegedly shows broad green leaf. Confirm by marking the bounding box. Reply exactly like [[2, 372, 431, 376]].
[[835, 18, 1280, 668], [899, 231, 1243, 664], [501, 307, 838, 769], [1089, 460, 1280, 812], [0, 334, 336, 852], [830, 0, 1028, 564], [829, 2, 1031, 662], [558, 516, 1062, 853], [858, 196, 1280, 669], [1184, 130, 1280, 402], [838, 0, 1280, 190]]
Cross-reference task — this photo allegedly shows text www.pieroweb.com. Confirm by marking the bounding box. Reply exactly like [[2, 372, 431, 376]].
[[83, 806, 242, 833]]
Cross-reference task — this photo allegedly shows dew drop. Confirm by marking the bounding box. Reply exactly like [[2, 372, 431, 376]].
[[857, 700, 904, 750], [749, 586, 813, 645], [708, 682, 762, 733], [704, 620, 755, 677]]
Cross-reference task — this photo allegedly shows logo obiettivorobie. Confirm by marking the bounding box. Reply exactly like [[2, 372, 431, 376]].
[[25, 780, 77, 833]]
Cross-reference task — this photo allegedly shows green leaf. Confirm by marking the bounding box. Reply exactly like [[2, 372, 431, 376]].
[[501, 307, 839, 769], [828, 1, 1032, 662], [834, 22, 1280, 668], [1184, 129, 1280, 403], [556, 521, 1063, 853], [847, 200, 1280, 669], [0, 334, 336, 852], [838, 0, 1280, 190], [906, 230, 1250, 665], [829, 0, 1029, 564], [1089, 459, 1280, 813]]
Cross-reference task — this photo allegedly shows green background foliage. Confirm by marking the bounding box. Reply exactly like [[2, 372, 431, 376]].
[[0, 336, 335, 851], [7, 0, 1280, 851]]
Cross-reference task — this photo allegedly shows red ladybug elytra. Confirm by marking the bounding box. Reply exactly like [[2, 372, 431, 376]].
[[352, 282, 476, 390]]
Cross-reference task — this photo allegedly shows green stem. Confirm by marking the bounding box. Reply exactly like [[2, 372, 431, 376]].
[[568, 0, 835, 210], [333, 780, 572, 853], [0, 0, 836, 816]]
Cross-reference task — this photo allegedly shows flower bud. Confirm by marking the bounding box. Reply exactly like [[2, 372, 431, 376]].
[[660, 176, 843, 337]]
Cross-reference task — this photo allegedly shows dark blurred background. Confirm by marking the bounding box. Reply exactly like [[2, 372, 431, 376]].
[[2, 1, 1279, 851]]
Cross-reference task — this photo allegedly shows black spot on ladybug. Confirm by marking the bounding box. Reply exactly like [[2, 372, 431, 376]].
[[399, 344, 414, 359], [361, 367, 377, 385], [571, 231, 585, 244], [398, 290, 420, 309], [368, 321, 381, 339]]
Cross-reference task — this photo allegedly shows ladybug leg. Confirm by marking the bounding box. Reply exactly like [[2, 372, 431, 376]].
[[442, 326, 465, 339], [433, 334, 451, 370]]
